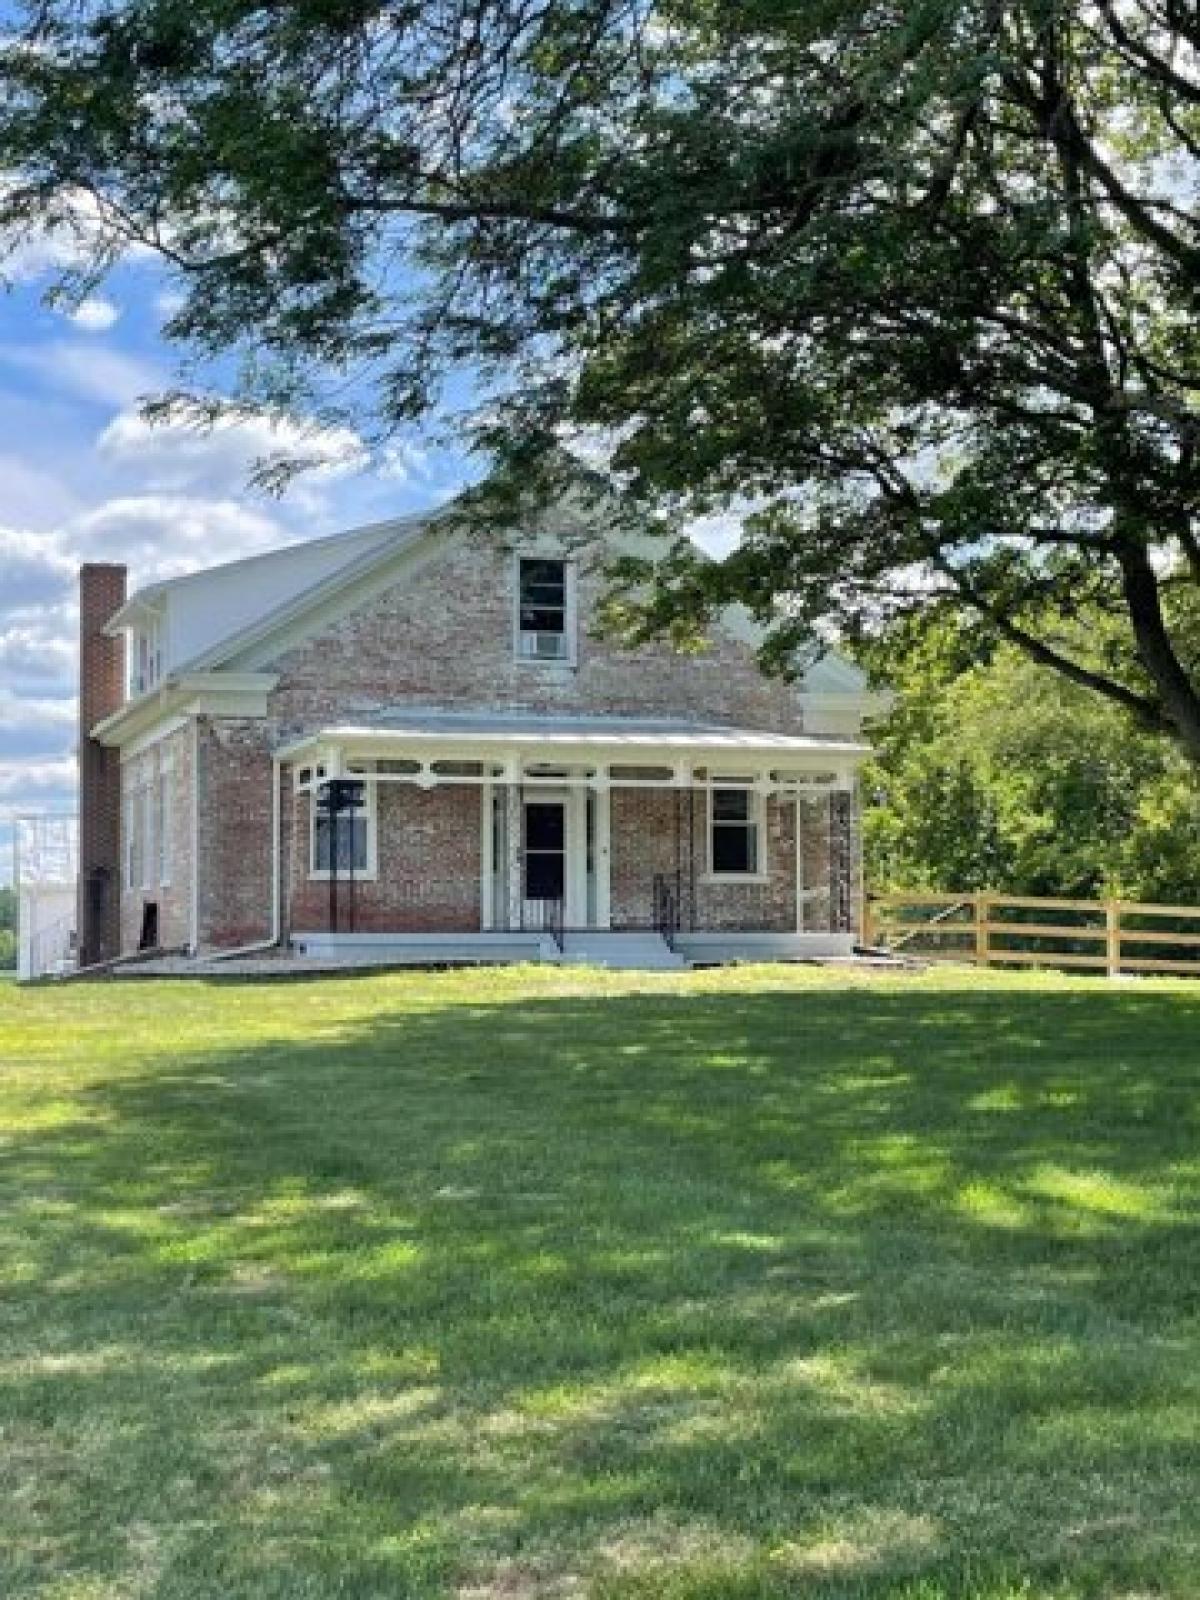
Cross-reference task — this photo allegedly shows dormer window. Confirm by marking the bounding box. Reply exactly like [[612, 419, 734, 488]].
[[515, 557, 574, 665]]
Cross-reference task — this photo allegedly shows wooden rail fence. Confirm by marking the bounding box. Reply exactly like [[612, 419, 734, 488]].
[[864, 891, 1200, 978]]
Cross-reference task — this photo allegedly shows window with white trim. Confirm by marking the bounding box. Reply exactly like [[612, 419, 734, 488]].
[[140, 782, 155, 890], [708, 785, 763, 877], [123, 789, 136, 891], [131, 617, 163, 697], [157, 770, 172, 886], [310, 767, 376, 878], [515, 557, 573, 663]]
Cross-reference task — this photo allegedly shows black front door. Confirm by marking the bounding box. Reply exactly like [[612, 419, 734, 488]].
[[523, 799, 566, 911]]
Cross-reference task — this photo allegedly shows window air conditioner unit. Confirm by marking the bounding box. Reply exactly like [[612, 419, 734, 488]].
[[521, 631, 567, 661]]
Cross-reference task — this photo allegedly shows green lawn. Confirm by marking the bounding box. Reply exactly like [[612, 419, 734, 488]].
[[2, 965, 1199, 1599]]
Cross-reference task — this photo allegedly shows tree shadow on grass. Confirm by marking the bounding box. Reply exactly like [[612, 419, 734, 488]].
[[3, 977, 1200, 1598]]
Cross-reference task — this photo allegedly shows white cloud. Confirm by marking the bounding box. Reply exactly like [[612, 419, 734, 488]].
[[379, 439, 433, 484], [63, 495, 286, 583], [97, 408, 367, 500], [0, 528, 78, 783], [0, 183, 151, 288], [0, 756, 76, 806], [68, 296, 120, 333], [0, 685, 75, 727], [154, 287, 187, 321], [0, 339, 162, 408], [0, 687, 75, 760], [0, 525, 76, 608], [0, 605, 77, 696], [0, 453, 85, 531], [0, 216, 90, 287]]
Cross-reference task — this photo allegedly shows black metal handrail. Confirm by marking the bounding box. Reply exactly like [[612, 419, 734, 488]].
[[652, 873, 679, 950], [520, 895, 565, 952], [545, 895, 565, 954]]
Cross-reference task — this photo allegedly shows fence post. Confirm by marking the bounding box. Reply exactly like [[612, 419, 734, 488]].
[[1106, 900, 1121, 978], [975, 892, 990, 967]]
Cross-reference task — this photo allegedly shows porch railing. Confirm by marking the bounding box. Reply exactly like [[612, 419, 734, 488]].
[[652, 873, 680, 950], [521, 896, 565, 952]]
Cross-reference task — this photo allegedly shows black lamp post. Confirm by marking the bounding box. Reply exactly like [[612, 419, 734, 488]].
[[318, 777, 363, 934]]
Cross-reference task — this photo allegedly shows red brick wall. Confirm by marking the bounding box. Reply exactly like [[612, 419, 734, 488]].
[[77, 564, 126, 965], [287, 783, 482, 934], [196, 719, 277, 948], [194, 751, 850, 942], [790, 791, 862, 935], [265, 532, 805, 737], [610, 789, 679, 928], [609, 788, 799, 933]]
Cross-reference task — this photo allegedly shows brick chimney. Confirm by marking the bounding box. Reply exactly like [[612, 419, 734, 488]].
[[77, 563, 127, 967]]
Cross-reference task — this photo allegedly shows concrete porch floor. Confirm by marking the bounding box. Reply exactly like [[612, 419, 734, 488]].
[[109, 941, 903, 981]]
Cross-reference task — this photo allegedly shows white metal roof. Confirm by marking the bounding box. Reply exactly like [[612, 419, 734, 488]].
[[280, 708, 869, 759], [105, 513, 418, 630]]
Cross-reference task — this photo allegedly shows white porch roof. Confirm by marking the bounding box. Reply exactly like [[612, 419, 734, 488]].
[[278, 708, 870, 763]]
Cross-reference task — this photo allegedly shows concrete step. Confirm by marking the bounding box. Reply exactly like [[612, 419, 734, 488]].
[[293, 931, 556, 964], [558, 932, 687, 970]]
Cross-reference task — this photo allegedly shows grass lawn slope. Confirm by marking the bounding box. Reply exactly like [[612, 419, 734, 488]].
[[2, 965, 1198, 1599]]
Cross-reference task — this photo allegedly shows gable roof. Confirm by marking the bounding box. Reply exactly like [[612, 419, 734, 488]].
[[111, 483, 870, 697], [104, 514, 407, 637], [175, 509, 441, 673]]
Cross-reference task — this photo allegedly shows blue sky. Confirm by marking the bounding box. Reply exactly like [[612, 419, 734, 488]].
[[0, 245, 474, 881]]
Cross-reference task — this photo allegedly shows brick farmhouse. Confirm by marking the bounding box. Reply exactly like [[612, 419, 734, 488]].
[[77, 487, 885, 969]]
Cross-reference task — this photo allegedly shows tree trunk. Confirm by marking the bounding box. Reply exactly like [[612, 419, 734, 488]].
[[1118, 544, 1200, 764]]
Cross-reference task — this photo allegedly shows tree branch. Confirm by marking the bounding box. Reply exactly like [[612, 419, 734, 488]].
[[931, 554, 1172, 730]]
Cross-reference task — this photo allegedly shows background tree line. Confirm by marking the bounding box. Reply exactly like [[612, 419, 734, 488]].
[[0, 888, 16, 970], [860, 612, 1200, 902]]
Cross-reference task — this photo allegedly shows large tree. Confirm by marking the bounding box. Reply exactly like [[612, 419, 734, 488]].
[[859, 612, 1200, 899], [2, 2, 1199, 751]]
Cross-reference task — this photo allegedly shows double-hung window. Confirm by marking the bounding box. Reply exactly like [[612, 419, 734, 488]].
[[123, 789, 137, 890], [708, 785, 763, 877], [131, 617, 163, 697], [157, 770, 172, 887], [516, 557, 572, 663], [140, 783, 155, 890], [310, 768, 376, 878]]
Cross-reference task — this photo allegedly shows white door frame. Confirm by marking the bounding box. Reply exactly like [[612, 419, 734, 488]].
[[521, 787, 589, 927], [483, 782, 609, 931]]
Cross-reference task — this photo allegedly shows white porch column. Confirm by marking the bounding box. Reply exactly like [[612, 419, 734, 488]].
[[505, 780, 522, 932], [593, 779, 612, 929], [480, 778, 493, 931]]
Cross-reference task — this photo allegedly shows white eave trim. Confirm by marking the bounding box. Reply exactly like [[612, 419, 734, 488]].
[[103, 593, 167, 635], [90, 672, 280, 748]]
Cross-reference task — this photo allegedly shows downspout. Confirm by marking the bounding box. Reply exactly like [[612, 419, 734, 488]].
[[208, 754, 283, 962], [189, 717, 200, 954], [794, 791, 804, 935]]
